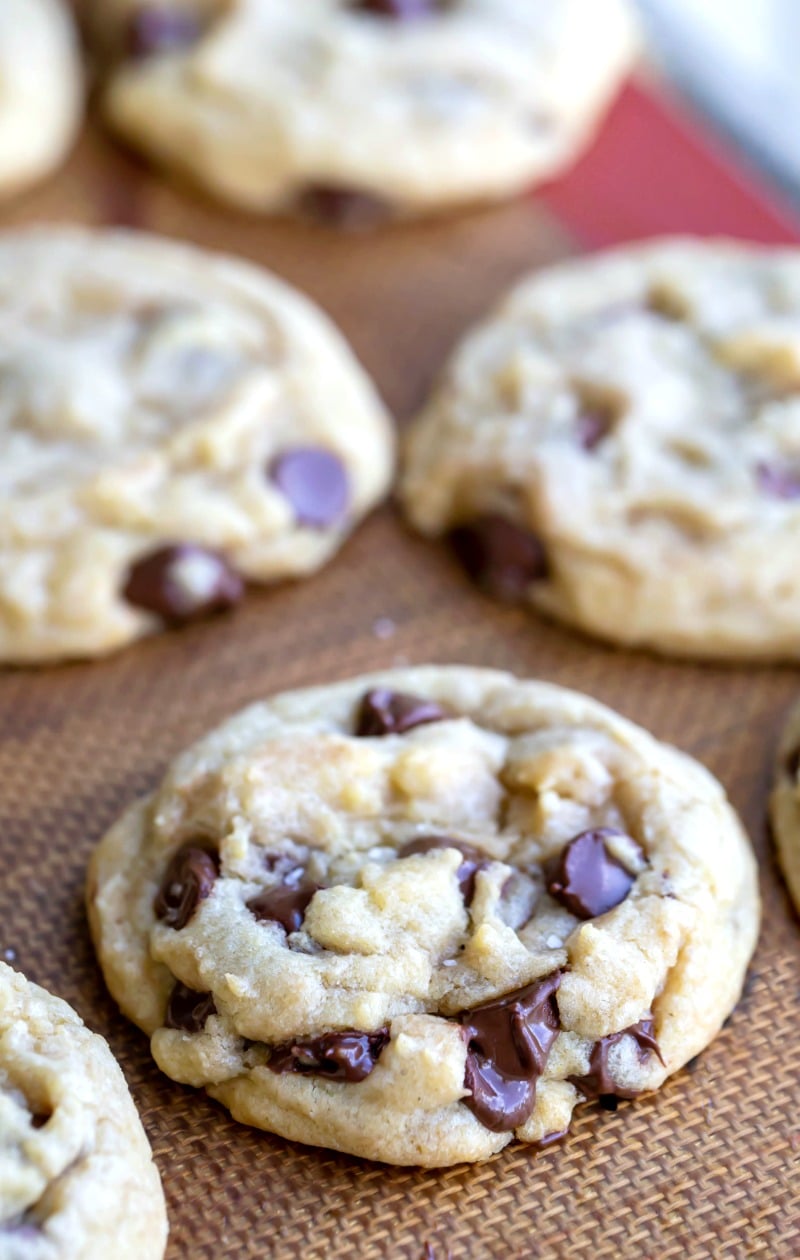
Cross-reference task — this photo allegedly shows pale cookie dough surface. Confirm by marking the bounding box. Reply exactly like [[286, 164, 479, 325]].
[[93, 0, 637, 217], [87, 666, 759, 1168], [0, 963, 167, 1260], [769, 700, 800, 915], [0, 227, 393, 664], [403, 239, 800, 660], [0, 0, 82, 197]]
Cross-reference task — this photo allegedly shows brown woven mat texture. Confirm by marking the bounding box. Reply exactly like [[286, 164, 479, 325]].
[[1, 121, 799, 1260]]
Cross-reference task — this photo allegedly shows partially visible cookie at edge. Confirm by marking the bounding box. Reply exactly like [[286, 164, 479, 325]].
[[0, 962, 167, 1260], [402, 238, 800, 660], [90, 0, 637, 220], [0, 0, 82, 197], [0, 227, 394, 664], [87, 666, 760, 1167], [769, 700, 800, 914]]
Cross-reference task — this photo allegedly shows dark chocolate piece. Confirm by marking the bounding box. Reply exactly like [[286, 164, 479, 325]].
[[165, 982, 216, 1033], [785, 745, 800, 779], [449, 514, 548, 603], [123, 544, 243, 624], [458, 972, 561, 1132], [577, 409, 613, 451], [296, 185, 392, 229], [154, 843, 219, 930], [398, 835, 489, 903], [356, 688, 447, 737], [547, 829, 637, 920], [571, 1016, 663, 1101], [127, 6, 204, 58], [270, 448, 350, 528], [349, 0, 442, 15], [268, 1028, 390, 1082], [755, 461, 800, 500], [247, 874, 320, 934]]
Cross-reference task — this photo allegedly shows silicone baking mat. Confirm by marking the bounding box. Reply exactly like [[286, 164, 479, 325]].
[[1, 79, 799, 1259]]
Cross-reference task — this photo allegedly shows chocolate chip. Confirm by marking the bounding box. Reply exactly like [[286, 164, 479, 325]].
[[154, 843, 219, 930], [295, 185, 392, 230], [270, 448, 350, 528], [247, 873, 320, 934], [458, 972, 561, 1132], [577, 409, 613, 451], [570, 1016, 663, 1101], [165, 982, 216, 1033], [30, 1111, 51, 1130], [398, 835, 489, 903], [123, 544, 244, 624], [126, 6, 204, 58], [348, 0, 443, 18], [268, 1028, 390, 1082], [536, 1127, 568, 1149], [786, 746, 800, 779], [355, 689, 448, 737], [449, 514, 548, 603], [547, 829, 637, 920], [755, 461, 800, 500]]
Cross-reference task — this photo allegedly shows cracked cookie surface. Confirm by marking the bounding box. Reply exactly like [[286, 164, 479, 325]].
[[402, 239, 800, 659], [0, 227, 393, 664], [91, 0, 636, 218], [0, 963, 167, 1260], [87, 666, 759, 1167], [0, 0, 82, 198]]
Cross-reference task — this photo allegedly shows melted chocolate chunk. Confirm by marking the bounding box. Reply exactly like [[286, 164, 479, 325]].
[[398, 835, 489, 903], [247, 874, 320, 934], [458, 973, 561, 1132], [349, 0, 442, 15], [296, 185, 392, 229], [547, 829, 636, 920], [577, 409, 614, 451], [30, 1111, 51, 1130], [123, 544, 244, 624], [756, 461, 800, 500], [449, 514, 548, 603], [268, 1028, 390, 1082], [127, 6, 204, 58], [165, 982, 216, 1033], [356, 688, 447, 736], [571, 1017, 663, 1101], [536, 1127, 568, 1149], [785, 745, 800, 779], [270, 448, 350, 528], [154, 843, 219, 930]]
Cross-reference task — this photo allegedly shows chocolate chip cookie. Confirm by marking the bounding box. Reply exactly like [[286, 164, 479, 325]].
[[0, 227, 393, 663], [0, 0, 82, 197], [87, 667, 759, 1167], [91, 0, 636, 219], [0, 963, 167, 1259], [403, 239, 800, 659]]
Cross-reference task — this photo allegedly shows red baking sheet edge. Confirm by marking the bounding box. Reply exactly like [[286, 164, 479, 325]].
[[537, 80, 800, 248]]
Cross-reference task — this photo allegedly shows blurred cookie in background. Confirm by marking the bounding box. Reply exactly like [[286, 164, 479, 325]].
[[402, 238, 800, 661], [0, 0, 83, 198], [88, 0, 637, 222], [0, 227, 393, 665]]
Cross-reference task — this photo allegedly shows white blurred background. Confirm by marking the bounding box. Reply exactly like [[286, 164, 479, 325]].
[[637, 0, 800, 204]]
